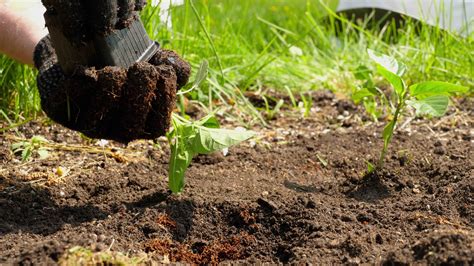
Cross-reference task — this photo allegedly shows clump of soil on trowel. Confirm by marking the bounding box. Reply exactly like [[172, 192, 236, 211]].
[[42, 0, 148, 42], [42, 0, 88, 44], [150, 50, 191, 88]]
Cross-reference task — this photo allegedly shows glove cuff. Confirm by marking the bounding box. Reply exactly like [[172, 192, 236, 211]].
[[33, 35, 58, 71]]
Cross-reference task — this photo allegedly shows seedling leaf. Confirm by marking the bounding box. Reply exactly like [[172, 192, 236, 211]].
[[21, 147, 32, 161], [382, 119, 396, 148], [193, 127, 256, 154], [366, 161, 376, 174], [409, 81, 468, 99], [354, 65, 372, 81], [177, 60, 209, 95], [368, 49, 406, 95], [196, 113, 220, 128], [352, 88, 376, 103], [367, 49, 407, 76], [194, 60, 209, 87], [406, 95, 449, 117], [11, 141, 27, 151]]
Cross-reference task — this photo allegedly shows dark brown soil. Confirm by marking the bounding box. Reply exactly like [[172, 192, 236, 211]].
[[0, 93, 472, 264], [42, 0, 146, 41], [42, 0, 88, 44]]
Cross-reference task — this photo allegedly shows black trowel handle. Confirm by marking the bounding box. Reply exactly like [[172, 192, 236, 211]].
[[94, 17, 160, 69]]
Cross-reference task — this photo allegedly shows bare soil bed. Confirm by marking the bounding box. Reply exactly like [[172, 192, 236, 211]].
[[0, 91, 472, 265]]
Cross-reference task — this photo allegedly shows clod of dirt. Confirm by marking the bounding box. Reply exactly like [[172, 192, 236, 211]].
[[134, 0, 148, 11], [88, 0, 119, 33], [42, 0, 145, 44], [412, 232, 474, 264], [42, 0, 88, 44], [117, 0, 136, 27]]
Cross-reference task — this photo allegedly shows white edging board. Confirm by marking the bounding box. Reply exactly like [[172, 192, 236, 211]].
[[336, 0, 473, 36], [154, 0, 473, 36]]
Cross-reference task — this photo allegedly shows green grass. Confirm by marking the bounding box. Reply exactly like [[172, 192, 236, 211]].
[[0, 55, 39, 122], [1, 0, 473, 124]]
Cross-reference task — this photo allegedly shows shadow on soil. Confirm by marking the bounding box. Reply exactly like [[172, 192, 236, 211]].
[[125, 190, 196, 242], [346, 172, 392, 203], [283, 180, 321, 193], [0, 183, 195, 242], [0, 184, 108, 236]]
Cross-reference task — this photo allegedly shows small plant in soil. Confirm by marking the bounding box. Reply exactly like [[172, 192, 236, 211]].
[[167, 113, 255, 193], [364, 49, 467, 172], [12, 135, 49, 161], [166, 60, 255, 194]]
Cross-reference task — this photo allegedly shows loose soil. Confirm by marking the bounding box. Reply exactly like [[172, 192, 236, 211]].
[[0, 91, 472, 264], [42, 0, 145, 41]]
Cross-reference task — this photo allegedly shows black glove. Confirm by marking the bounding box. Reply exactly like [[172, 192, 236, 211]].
[[34, 36, 191, 143], [35, 0, 191, 143]]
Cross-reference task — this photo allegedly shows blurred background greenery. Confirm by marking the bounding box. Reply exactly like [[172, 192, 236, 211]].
[[1, 0, 472, 124]]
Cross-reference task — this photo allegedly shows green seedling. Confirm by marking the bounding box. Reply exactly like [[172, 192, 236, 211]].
[[366, 49, 467, 172], [165, 59, 255, 194], [263, 97, 284, 120], [11, 135, 49, 162], [284, 86, 298, 108], [299, 92, 313, 118], [351, 65, 387, 121], [167, 113, 255, 194], [177, 60, 209, 117]]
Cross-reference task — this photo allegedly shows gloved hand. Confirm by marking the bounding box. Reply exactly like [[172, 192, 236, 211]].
[[34, 0, 191, 143]]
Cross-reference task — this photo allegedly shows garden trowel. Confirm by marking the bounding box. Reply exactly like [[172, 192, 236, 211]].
[[44, 11, 159, 74]]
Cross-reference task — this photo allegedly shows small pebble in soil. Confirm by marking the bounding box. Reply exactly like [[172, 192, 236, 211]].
[[88, 233, 97, 241], [375, 234, 383, 244], [433, 146, 446, 155], [257, 198, 278, 211], [306, 200, 317, 209]]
